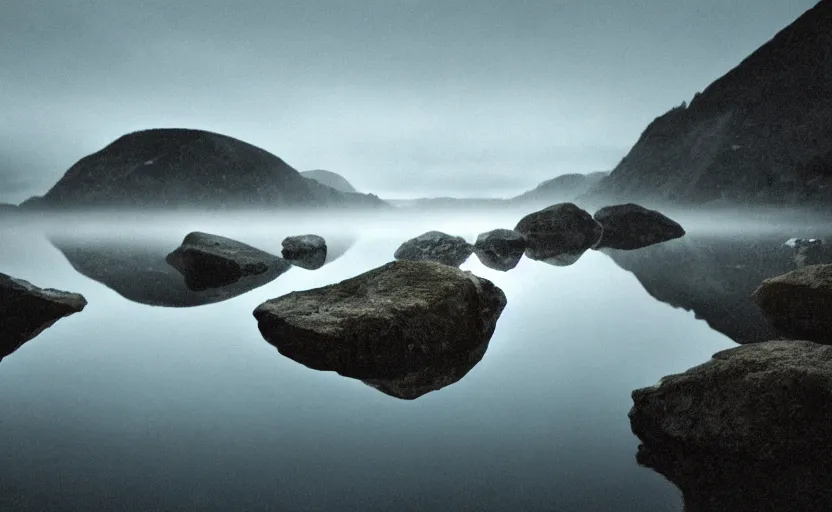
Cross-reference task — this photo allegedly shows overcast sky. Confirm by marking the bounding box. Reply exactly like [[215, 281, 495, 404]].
[[0, 0, 819, 202]]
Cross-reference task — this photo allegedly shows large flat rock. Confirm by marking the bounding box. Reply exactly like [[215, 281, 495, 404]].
[[253, 260, 506, 398], [630, 340, 832, 510]]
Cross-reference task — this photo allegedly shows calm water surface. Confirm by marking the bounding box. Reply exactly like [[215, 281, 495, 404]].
[[1, 210, 817, 511]]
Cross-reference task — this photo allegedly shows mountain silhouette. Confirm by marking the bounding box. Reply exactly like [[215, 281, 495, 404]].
[[20, 129, 386, 210], [586, 1, 832, 205]]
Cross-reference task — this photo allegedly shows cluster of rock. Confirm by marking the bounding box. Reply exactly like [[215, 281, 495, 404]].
[[248, 201, 681, 401], [165, 232, 335, 290], [629, 261, 832, 509], [0, 230, 339, 359], [391, 202, 685, 270]]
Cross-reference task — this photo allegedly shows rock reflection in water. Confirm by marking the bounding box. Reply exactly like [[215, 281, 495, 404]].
[[635, 443, 832, 511], [50, 236, 290, 307], [604, 231, 832, 345], [361, 339, 489, 400], [536, 249, 587, 267]]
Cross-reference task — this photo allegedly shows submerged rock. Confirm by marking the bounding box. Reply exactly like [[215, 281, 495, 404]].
[[593, 203, 685, 250], [166, 232, 290, 291], [282, 234, 327, 270], [752, 264, 832, 343], [630, 340, 832, 511], [393, 231, 473, 267], [473, 229, 526, 271], [0, 273, 87, 359], [253, 260, 506, 399], [514, 203, 602, 260]]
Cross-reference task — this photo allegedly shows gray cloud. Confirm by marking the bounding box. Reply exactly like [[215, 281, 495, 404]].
[[0, 0, 819, 202]]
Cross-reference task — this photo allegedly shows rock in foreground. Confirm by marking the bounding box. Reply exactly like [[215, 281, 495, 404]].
[[394, 231, 473, 267], [514, 203, 602, 260], [282, 234, 327, 270], [593, 203, 685, 250], [752, 264, 832, 343], [630, 340, 832, 458], [166, 232, 290, 291], [473, 229, 526, 271], [630, 340, 832, 511], [253, 260, 506, 398], [0, 273, 87, 359]]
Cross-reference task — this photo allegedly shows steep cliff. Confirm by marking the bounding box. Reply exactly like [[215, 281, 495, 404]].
[[588, 1, 832, 205]]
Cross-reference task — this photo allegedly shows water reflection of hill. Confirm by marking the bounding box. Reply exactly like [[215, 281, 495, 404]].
[[604, 231, 832, 345]]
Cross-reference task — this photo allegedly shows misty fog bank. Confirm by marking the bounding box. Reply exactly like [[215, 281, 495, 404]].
[[3, 206, 831, 241]]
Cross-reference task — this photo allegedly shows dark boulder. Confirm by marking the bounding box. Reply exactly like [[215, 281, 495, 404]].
[[51, 235, 291, 308], [473, 229, 526, 271], [630, 340, 832, 511], [0, 273, 87, 359], [253, 260, 506, 399], [282, 234, 327, 270], [593, 203, 685, 250], [514, 203, 602, 260], [166, 232, 290, 291], [630, 340, 832, 460], [785, 238, 825, 268], [752, 264, 832, 343], [393, 231, 473, 267]]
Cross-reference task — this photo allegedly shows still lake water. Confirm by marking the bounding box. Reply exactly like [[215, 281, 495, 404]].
[[0, 209, 827, 511]]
